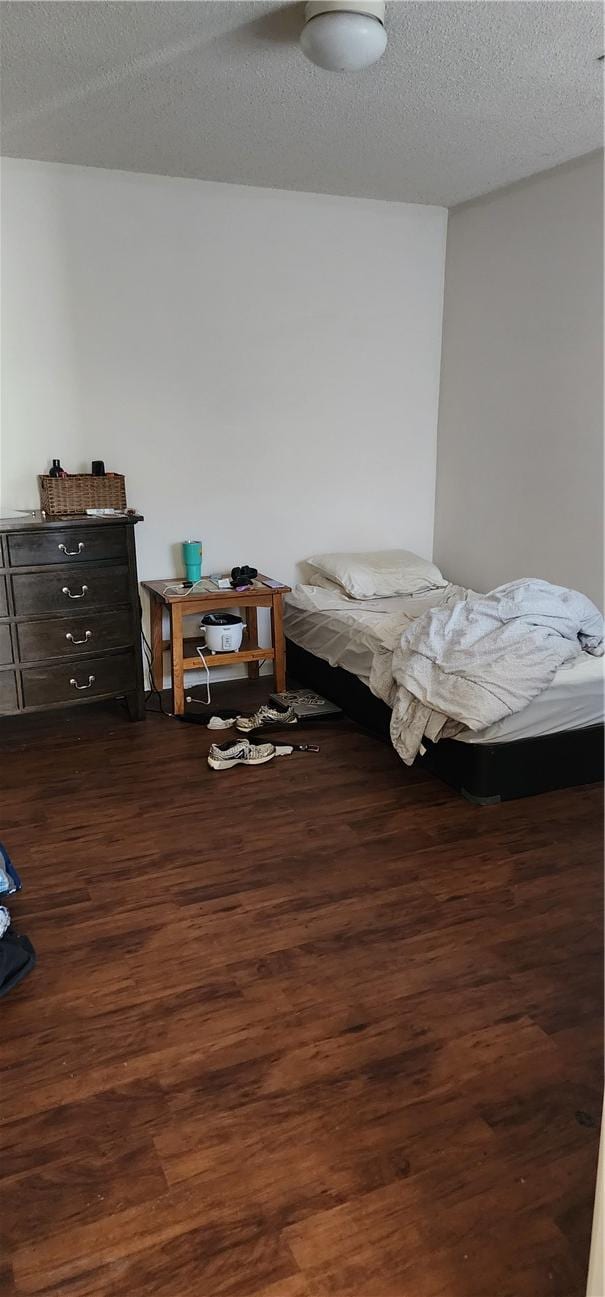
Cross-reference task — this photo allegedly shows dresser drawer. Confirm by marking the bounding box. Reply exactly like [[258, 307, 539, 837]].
[[0, 670, 18, 714], [8, 526, 128, 568], [12, 566, 130, 616], [0, 625, 13, 666], [22, 652, 136, 709], [17, 610, 134, 662]]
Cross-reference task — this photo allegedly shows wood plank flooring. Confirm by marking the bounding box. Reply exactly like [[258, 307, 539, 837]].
[[0, 694, 602, 1296]]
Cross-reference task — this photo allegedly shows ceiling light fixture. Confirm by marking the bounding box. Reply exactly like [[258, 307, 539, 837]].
[[300, 1, 387, 72]]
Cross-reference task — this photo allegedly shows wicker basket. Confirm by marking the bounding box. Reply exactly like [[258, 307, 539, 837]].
[[38, 474, 127, 517]]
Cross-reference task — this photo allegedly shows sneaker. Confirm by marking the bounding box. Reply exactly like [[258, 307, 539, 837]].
[[236, 701, 298, 733], [208, 738, 277, 770]]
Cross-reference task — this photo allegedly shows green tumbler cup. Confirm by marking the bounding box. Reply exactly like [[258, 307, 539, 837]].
[[182, 540, 202, 584]]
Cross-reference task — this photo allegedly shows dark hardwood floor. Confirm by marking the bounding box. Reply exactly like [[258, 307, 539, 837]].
[[0, 688, 602, 1297]]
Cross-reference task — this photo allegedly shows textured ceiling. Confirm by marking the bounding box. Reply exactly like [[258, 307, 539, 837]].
[[1, 1, 603, 206]]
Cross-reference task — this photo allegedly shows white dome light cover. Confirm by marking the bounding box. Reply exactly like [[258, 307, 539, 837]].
[[301, 1, 387, 72]]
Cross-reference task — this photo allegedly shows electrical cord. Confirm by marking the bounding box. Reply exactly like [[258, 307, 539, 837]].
[[161, 579, 209, 597], [195, 647, 211, 706], [140, 621, 170, 715]]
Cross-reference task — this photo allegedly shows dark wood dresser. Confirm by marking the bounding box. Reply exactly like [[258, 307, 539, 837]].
[[0, 514, 145, 721]]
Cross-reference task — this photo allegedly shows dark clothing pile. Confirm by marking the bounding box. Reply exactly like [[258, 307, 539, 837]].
[[0, 843, 36, 997]]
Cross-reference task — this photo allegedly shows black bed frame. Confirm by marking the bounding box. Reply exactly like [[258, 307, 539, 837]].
[[286, 638, 604, 805]]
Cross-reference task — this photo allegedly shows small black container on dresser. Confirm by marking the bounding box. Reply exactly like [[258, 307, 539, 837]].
[[0, 515, 145, 721]]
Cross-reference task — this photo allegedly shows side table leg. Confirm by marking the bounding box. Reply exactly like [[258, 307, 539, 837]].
[[245, 605, 259, 680], [170, 603, 185, 715], [271, 593, 286, 694]]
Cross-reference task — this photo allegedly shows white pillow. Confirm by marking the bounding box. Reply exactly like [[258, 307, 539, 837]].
[[306, 549, 447, 600]]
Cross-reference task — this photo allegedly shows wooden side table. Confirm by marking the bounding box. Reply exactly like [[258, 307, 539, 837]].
[[142, 575, 291, 715]]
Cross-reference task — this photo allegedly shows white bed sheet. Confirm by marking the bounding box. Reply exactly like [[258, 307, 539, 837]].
[[284, 584, 605, 745]]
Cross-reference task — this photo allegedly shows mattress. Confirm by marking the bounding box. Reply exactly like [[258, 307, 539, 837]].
[[284, 583, 605, 745]]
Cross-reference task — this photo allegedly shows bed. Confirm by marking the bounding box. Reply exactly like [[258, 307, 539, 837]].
[[284, 582, 605, 803]]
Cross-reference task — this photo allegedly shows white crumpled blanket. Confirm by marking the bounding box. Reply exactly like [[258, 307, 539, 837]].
[[369, 579, 604, 766]]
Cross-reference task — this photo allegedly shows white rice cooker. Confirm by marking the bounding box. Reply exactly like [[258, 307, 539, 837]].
[[199, 612, 244, 654]]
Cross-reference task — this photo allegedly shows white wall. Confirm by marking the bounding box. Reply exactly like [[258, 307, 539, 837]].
[[587, 1112, 604, 1297], [434, 152, 604, 606], [1, 159, 447, 594]]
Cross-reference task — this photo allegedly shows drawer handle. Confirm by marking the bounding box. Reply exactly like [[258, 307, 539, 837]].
[[69, 674, 96, 690], [62, 585, 88, 600], [58, 542, 85, 556], [66, 630, 92, 645]]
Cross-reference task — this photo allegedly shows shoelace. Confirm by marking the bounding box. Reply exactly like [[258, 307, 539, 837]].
[[248, 708, 267, 725]]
